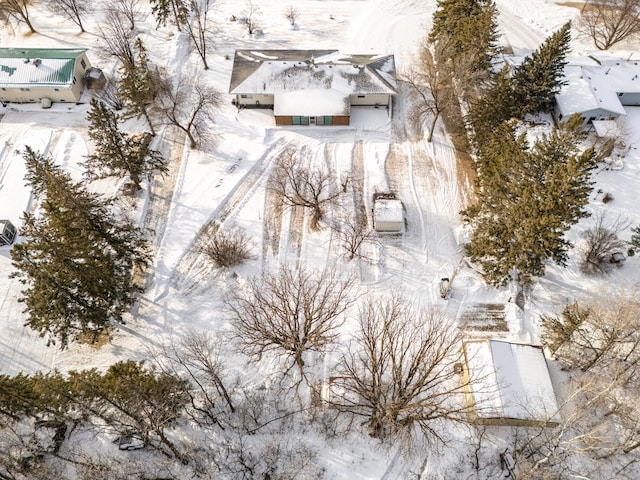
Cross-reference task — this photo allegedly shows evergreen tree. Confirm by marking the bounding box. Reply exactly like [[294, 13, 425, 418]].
[[464, 115, 596, 286], [85, 99, 167, 190], [11, 148, 149, 348], [629, 224, 640, 248], [467, 66, 517, 152], [429, 0, 499, 73], [119, 38, 157, 135], [512, 22, 572, 117], [149, 0, 189, 30], [68, 361, 190, 460]]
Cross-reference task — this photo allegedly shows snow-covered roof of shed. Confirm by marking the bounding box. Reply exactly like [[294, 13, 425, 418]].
[[373, 198, 403, 223], [464, 340, 559, 422], [229, 49, 397, 96]]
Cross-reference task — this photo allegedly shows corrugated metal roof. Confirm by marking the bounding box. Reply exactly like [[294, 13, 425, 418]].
[[0, 58, 75, 87], [0, 48, 87, 89]]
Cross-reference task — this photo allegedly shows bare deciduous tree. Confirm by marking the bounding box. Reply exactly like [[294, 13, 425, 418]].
[[579, 0, 640, 50], [239, 0, 261, 35], [46, 0, 88, 32], [151, 331, 235, 428], [157, 76, 221, 149], [107, 0, 142, 31], [271, 147, 341, 230], [284, 5, 299, 26], [96, 77, 125, 111], [403, 41, 453, 142], [184, 0, 212, 70], [0, 0, 36, 33], [197, 224, 253, 268], [99, 10, 136, 66], [329, 295, 471, 442], [579, 213, 628, 275], [333, 214, 376, 261], [228, 265, 356, 379]]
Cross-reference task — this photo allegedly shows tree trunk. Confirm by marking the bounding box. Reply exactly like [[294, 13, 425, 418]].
[[427, 112, 439, 143]]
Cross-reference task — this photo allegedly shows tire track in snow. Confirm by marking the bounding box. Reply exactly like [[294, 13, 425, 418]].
[[174, 141, 286, 284]]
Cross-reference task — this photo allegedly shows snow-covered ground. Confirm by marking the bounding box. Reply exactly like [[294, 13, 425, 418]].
[[1, 0, 640, 477]]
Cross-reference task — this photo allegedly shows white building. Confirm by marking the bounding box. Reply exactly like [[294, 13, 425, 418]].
[[555, 58, 640, 126], [229, 50, 397, 126], [373, 196, 403, 232], [0, 48, 92, 104], [463, 339, 560, 425]]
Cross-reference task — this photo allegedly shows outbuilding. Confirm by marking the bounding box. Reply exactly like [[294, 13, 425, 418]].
[[462, 339, 560, 426], [372, 194, 403, 232]]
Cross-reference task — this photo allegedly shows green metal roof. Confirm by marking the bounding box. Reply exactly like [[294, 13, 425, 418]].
[[0, 48, 88, 88]]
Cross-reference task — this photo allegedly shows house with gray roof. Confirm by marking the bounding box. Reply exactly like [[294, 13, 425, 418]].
[[554, 58, 640, 126], [0, 48, 92, 104], [229, 50, 397, 126]]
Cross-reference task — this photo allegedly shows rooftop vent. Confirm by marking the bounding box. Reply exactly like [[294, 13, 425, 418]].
[[32, 58, 41, 67]]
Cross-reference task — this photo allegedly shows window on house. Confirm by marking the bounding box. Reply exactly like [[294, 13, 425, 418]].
[[54, 88, 59, 91], [72, 76, 76, 84], [240, 94, 251, 98], [618, 92, 624, 97], [357, 95, 365, 98], [1, 88, 5, 91], [20, 88, 30, 91], [80, 59, 87, 69], [558, 114, 563, 120]]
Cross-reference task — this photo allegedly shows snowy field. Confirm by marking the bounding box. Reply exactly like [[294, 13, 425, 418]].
[[1, 0, 640, 477]]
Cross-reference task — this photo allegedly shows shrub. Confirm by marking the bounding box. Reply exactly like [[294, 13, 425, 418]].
[[200, 226, 252, 268]]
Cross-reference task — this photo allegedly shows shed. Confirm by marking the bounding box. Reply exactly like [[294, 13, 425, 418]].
[[462, 340, 559, 426], [373, 194, 403, 232], [0, 220, 17, 246]]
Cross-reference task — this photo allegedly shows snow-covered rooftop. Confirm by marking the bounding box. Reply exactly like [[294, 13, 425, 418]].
[[229, 49, 397, 96], [373, 198, 403, 224], [554, 59, 640, 118], [464, 340, 559, 422], [0, 48, 86, 89]]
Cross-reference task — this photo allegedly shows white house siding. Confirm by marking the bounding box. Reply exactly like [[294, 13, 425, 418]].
[[236, 93, 275, 107], [348, 93, 390, 106], [0, 85, 79, 103], [554, 105, 621, 126]]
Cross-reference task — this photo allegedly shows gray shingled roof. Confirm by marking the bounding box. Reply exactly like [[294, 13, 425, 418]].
[[229, 50, 397, 96]]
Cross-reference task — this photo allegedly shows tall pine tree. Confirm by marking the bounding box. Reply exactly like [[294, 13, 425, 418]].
[[119, 38, 157, 135], [463, 115, 596, 286], [85, 98, 167, 190], [512, 22, 572, 117], [149, 0, 189, 30], [11, 148, 149, 348], [429, 0, 500, 74]]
